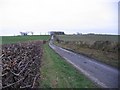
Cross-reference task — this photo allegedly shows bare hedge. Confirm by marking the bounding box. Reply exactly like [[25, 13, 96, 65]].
[[1, 41, 43, 88]]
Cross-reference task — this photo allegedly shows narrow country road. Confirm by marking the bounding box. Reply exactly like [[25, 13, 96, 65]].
[[49, 40, 119, 88]]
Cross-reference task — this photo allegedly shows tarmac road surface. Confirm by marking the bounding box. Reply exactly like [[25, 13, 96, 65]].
[[49, 40, 119, 88]]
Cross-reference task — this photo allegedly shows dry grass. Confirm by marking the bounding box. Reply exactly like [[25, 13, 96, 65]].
[[55, 35, 119, 68]]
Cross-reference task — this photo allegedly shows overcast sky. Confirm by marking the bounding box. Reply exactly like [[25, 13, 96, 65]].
[[0, 0, 119, 36]]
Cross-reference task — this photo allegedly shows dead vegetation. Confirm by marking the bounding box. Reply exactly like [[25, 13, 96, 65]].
[[55, 35, 119, 68], [1, 41, 43, 88]]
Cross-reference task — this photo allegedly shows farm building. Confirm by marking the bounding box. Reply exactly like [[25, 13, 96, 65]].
[[50, 31, 65, 36]]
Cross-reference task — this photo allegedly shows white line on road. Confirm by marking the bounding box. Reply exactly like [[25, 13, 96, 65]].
[[59, 46, 118, 73], [63, 56, 108, 88]]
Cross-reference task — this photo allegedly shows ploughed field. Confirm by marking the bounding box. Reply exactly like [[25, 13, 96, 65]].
[[1, 41, 43, 88]]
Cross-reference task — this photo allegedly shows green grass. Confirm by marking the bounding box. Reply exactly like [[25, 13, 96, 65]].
[[1, 35, 50, 44], [40, 43, 96, 88], [1, 35, 97, 88]]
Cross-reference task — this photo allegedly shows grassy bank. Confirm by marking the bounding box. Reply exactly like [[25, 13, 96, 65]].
[[40, 43, 96, 88], [1, 35, 50, 44], [1, 35, 97, 88], [55, 35, 119, 68]]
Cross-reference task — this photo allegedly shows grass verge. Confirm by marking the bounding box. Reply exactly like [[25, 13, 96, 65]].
[[55, 35, 119, 68], [40, 43, 97, 88], [55, 43, 118, 68]]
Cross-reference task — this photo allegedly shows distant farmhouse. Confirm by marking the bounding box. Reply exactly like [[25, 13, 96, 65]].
[[87, 33, 95, 35], [50, 31, 65, 36]]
